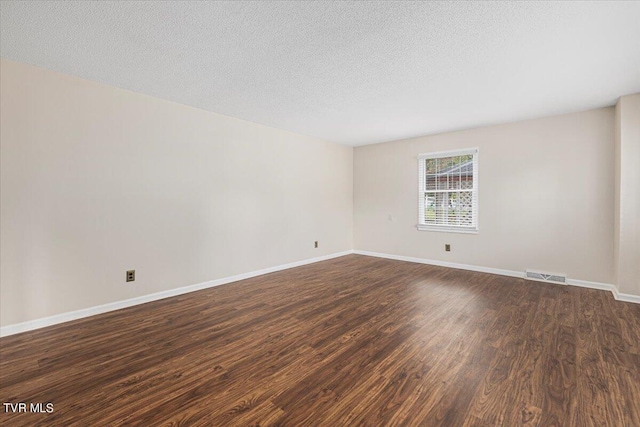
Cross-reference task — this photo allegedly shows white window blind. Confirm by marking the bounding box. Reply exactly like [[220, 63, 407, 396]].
[[417, 148, 478, 233]]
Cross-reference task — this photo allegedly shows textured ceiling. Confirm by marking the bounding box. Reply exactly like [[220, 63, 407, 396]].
[[1, 1, 639, 146]]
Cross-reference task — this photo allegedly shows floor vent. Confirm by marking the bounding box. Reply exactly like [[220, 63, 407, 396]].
[[525, 270, 567, 285]]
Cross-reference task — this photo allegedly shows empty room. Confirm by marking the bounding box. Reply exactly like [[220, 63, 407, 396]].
[[1, 1, 639, 426]]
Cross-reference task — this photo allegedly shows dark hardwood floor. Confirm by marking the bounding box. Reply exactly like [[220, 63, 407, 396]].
[[1, 254, 639, 426]]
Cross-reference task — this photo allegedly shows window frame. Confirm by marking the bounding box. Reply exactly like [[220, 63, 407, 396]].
[[417, 148, 479, 234]]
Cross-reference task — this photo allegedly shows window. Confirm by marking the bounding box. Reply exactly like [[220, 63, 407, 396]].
[[417, 148, 478, 233]]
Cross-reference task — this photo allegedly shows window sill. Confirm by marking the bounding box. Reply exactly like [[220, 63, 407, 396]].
[[416, 225, 478, 234]]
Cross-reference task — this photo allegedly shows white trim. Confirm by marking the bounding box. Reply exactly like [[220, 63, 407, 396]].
[[0, 250, 354, 337], [416, 225, 478, 234], [417, 147, 478, 159], [565, 278, 616, 292], [353, 250, 522, 278], [612, 288, 640, 304], [563, 279, 640, 303], [353, 250, 638, 304]]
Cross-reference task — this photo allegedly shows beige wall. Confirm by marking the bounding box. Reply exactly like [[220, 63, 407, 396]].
[[1, 58, 635, 329], [354, 108, 615, 284], [614, 94, 640, 295], [0, 59, 353, 327]]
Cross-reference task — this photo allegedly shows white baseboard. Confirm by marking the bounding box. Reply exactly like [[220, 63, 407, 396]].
[[3, 248, 637, 337], [352, 250, 638, 305], [612, 288, 640, 304], [565, 278, 616, 292], [353, 250, 523, 278], [0, 250, 354, 338]]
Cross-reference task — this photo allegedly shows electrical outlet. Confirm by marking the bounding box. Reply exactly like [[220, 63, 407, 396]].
[[126, 270, 135, 282], [314, 241, 318, 248], [445, 244, 451, 252]]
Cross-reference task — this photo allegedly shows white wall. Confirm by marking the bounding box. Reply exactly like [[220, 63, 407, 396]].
[[354, 108, 615, 285], [0, 59, 353, 327], [614, 93, 640, 296]]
